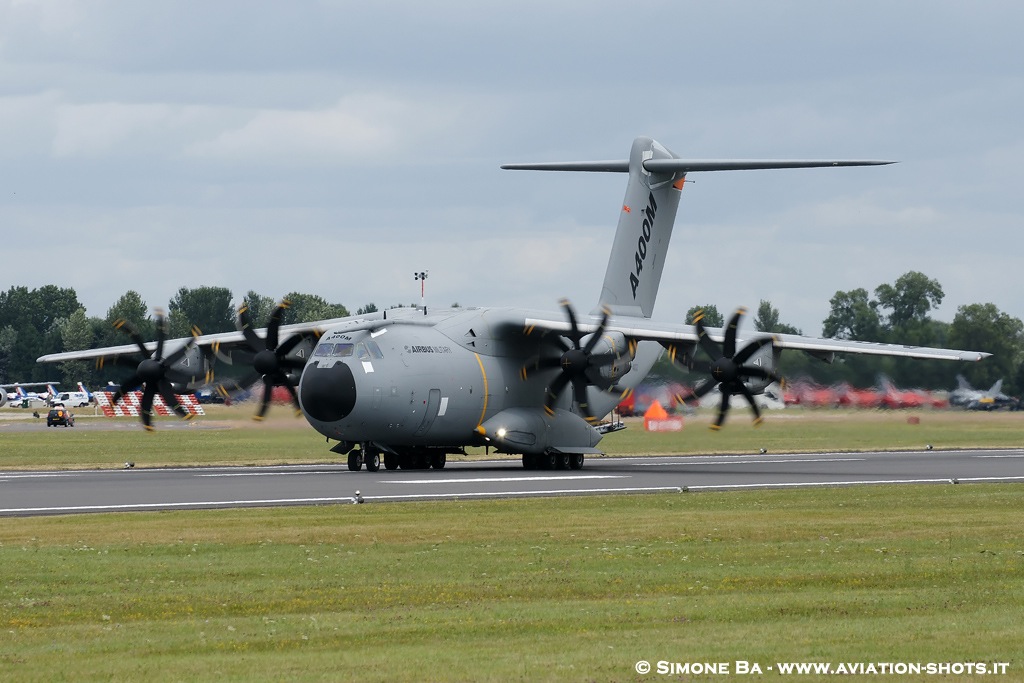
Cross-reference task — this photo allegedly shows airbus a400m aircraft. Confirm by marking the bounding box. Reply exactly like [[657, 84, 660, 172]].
[[38, 137, 989, 472]]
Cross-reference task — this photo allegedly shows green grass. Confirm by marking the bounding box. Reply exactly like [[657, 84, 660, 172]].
[[2, 486, 1022, 681], [2, 406, 1024, 470]]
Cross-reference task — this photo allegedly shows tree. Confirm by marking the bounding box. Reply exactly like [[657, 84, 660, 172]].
[[948, 303, 1024, 394], [822, 288, 883, 341], [0, 285, 82, 380], [754, 300, 802, 335], [242, 291, 277, 326], [685, 305, 723, 327], [0, 326, 16, 383], [58, 308, 93, 387], [356, 303, 379, 315], [99, 291, 153, 347], [280, 292, 349, 324], [875, 271, 944, 331], [168, 286, 235, 337]]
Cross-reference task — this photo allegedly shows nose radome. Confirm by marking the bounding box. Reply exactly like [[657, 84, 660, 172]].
[[300, 361, 357, 422]]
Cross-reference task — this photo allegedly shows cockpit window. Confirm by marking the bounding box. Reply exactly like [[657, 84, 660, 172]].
[[355, 343, 370, 361], [365, 340, 384, 359], [313, 342, 354, 357]]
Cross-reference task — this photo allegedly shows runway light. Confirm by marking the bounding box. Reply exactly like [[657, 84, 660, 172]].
[[926, 444, 933, 450], [354, 490, 364, 504]]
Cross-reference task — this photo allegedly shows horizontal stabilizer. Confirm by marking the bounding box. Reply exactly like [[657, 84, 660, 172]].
[[502, 158, 895, 174], [500, 160, 629, 172]]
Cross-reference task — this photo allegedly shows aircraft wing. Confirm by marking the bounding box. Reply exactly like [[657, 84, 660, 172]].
[[35, 313, 383, 366], [517, 312, 990, 363]]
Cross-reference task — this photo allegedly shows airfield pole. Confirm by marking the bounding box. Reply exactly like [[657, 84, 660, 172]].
[[415, 270, 428, 313]]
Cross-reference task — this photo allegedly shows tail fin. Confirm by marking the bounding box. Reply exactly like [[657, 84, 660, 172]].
[[15, 386, 26, 398], [78, 382, 92, 398], [46, 384, 59, 397], [502, 137, 893, 319]]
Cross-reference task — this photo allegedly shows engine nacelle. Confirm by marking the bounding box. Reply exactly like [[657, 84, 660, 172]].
[[579, 330, 633, 382], [742, 336, 781, 394], [477, 407, 603, 455]]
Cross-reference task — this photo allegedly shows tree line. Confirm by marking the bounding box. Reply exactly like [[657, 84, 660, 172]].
[[2, 273, 1022, 395]]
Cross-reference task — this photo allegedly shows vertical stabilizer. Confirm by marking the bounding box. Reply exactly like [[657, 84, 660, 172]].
[[595, 137, 684, 318]]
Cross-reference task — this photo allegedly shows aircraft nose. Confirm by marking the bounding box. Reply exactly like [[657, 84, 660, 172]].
[[299, 361, 357, 422]]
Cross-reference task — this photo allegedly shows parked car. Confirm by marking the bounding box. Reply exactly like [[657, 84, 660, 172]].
[[46, 406, 75, 427]]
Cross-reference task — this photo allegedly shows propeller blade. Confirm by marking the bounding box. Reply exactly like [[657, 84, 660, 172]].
[[254, 377, 275, 421], [153, 311, 168, 361], [277, 333, 304, 357], [723, 308, 745, 358], [237, 304, 263, 352], [112, 319, 150, 359], [694, 314, 722, 361], [736, 382, 764, 425], [582, 306, 611, 355], [266, 301, 290, 351], [155, 379, 188, 418], [711, 392, 731, 430], [733, 336, 774, 366]]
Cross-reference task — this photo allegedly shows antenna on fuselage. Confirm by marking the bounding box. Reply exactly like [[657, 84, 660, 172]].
[[415, 270, 428, 315]]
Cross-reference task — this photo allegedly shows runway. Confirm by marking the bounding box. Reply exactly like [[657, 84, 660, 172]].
[[2, 449, 1023, 516]]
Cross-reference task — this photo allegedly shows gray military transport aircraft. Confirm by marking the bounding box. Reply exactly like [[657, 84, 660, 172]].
[[37, 137, 990, 472]]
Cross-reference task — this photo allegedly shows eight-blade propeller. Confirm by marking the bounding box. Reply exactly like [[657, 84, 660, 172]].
[[674, 307, 781, 429], [233, 300, 310, 420], [107, 310, 200, 431], [520, 299, 632, 423]]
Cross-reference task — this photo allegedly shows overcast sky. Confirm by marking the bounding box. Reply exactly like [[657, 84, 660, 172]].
[[2, 1, 1021, 336]]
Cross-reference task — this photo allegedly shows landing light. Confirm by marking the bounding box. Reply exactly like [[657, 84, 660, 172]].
[[496, 427, 507, 438]]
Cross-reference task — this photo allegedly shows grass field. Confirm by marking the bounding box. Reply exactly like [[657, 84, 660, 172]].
[[1, 408, 1022, 681]]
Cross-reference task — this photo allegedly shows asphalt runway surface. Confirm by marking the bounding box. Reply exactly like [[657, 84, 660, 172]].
[[3, 449, 1023, 517]]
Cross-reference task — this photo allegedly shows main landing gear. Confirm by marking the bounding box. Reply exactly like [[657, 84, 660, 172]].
[[522, 452, 584, 470], [346, 447, 446, 472]]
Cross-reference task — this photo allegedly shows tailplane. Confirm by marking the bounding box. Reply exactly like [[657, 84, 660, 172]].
[[502, 137, 894, 319]]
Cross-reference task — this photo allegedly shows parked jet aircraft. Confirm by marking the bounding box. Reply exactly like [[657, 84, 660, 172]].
[[36, 137, 990, 471], [949, 375, 1018, 410], [1, 382, 60, 408]]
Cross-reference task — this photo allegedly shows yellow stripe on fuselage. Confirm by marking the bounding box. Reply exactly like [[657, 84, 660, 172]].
[[474, 353, 490, 428]]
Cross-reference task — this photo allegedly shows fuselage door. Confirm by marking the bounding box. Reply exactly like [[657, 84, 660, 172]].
[[414, 388, 442, 437]]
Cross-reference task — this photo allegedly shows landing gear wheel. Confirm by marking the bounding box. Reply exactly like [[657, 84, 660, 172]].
[[522, 453, 537, 470], [539, 453, 557, 470], [430, 453, 446, 469], [364, 450, 380, 472], [384, 455, 399, 471], [347, 451, 363, 472], [556, 454, 570, 470], [568, 453, 585, 470]]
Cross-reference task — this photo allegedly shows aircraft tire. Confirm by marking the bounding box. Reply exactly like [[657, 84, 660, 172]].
[[568, 453, 584, 470], [347, 451, 362, 472], [365, 451, 381, 472], [556, 454, 570, 470], [522, 454, 536, 470], [539, 453, 557, 470], [384, 456, 399, 471], [430, 453, 446, 469]]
